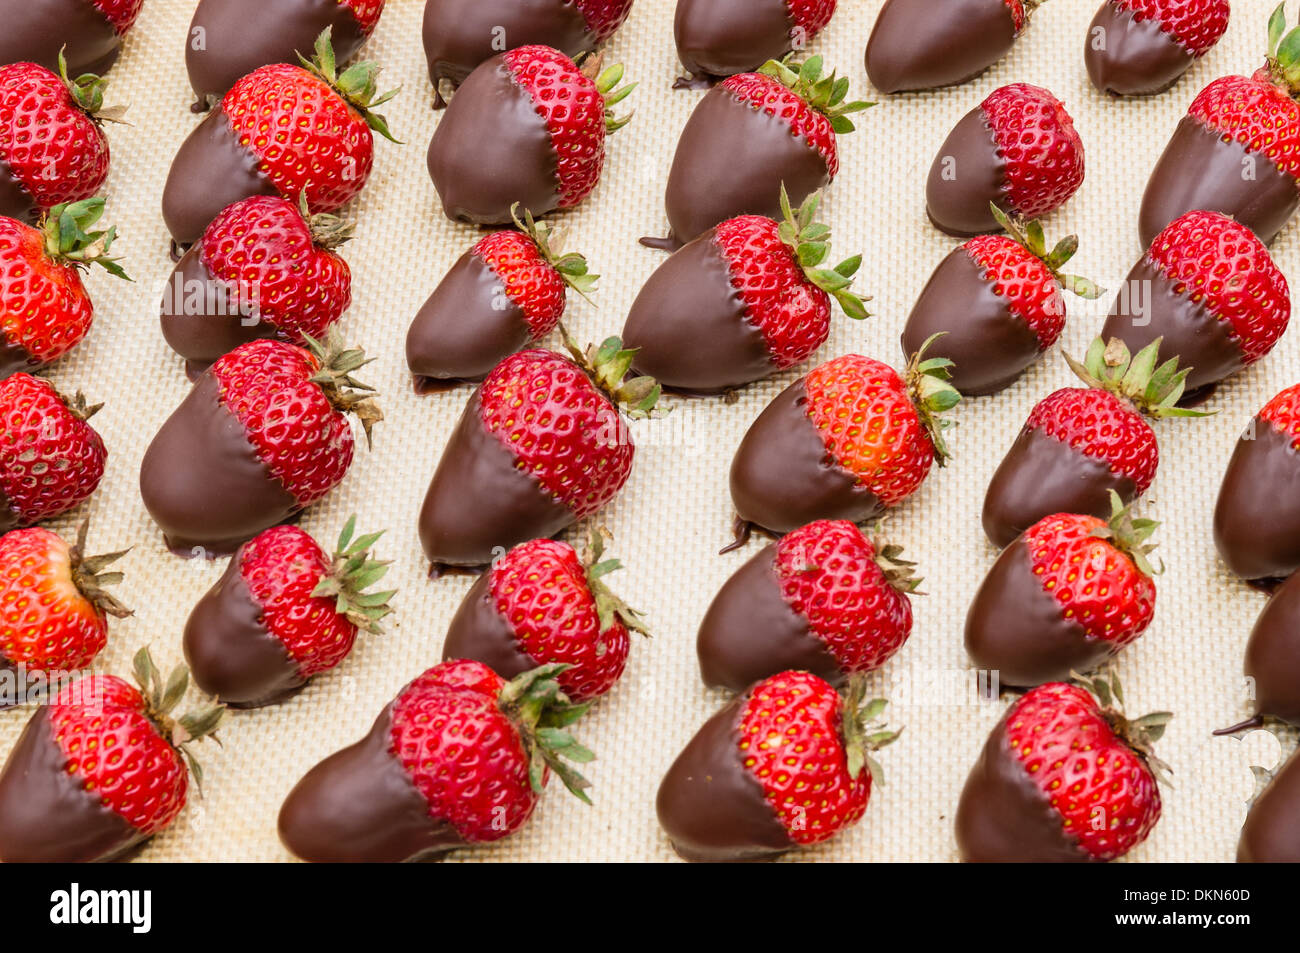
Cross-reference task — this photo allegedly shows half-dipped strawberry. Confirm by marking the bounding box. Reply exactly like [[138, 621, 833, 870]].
[[1216, 569, 1300, 735], [1085, 0, 1229, 96], [0, 0, 144, 76], [674, 0, 837, 88]]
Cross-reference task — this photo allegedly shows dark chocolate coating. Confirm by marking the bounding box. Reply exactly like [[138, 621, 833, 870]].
[[279, 703, 465, 862], [1084, 0, 1195, 97], [0, 484, 17, 532], [899, 245, 1040, 397], [1238, 747, 1300, 862], [0, 157, 37, 224], [673, 0, 795, 84], [441, 570, 537, 679], [925, 104, 1010, 237], [0, 706, 144, 862], [696, 544, 841, 691], [656, 695, 794, 862], [427, 56, 560, 225], [139, 371, 301, 558], [622, 228, 776, 394], [1240, 570, 1300, 726], [729, 379, 884, 537], [982, 424, 1138, 549], [0, 0, 121, 76], [865, 0, 1017, 95], [1214, 417, 1300, 585], [182, 547, 307, 709], [418, 391, 574, 570], [1139, 115, 1300, 248], [0, 335, 39, 380], [955, 719, 1093, 862], [162, 106, 280, 248], [406, 249, 533, 390]]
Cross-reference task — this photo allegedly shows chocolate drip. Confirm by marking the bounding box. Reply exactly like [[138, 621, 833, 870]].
[[925, 105, 1010, 237], [1238, 747, 1300, 862], [1084, 0, 1195, 97], [1214, 417, 1300, 585], [673, 0, 796, 85], [865, 0, 1017, 94], [0, 156, 37, 224], [0, 0, 121, 76], [441, 571, 537, 679]]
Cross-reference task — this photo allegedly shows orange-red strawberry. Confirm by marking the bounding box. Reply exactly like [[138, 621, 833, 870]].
[[674, 0, 838, 86], [0, 374, 106, 529], [1086, 0, 1230, 95], [184, 518, 395, 708], [0, 0, 145, 76], [657, 671, 898, 861], [956, 677, 1168, 861], [279, 659, 594, 862]]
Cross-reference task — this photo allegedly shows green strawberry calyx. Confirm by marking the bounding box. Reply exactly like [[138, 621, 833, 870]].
[[509, 203, 599, 302], [41, 197, 130, 280], [300, 27, 401, 143], [302, 329, 384, 448], [561, 327, 663, 419], [497, 663, 596, 803], [758, 55, 875, 135], [988, 203, 1103, 299], [1063, 336, 1213, 419], [866, 521, 924, 595], [1090, 490, 1163, 578], [1265, 3, 1300, 94], [299, 192, 355, 250], [582, 527, 650, 639], [840, 677, 902, 785], [310, 515, 396, 634], [56, 49, 127, 123], [778, 184, 871, 320], [131, 647, 225, 791], [579, 56, 637, 134], [903, 332, 962, 465], [68, 520, 132, 621], [1072, 669, 1173, 783]]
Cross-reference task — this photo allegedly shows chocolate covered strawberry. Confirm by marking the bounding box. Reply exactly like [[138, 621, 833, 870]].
[[161, 194, 354, 380], [140, 334, 382, 558], [279, 659, 593, 862], [726, 344, 959, 549], [0, 374, 106, 529], [1085, 0, 1229, 96], [163, 29, 398, 248], [866, 0, 1038, 94], [956, 677, 1168, 862], [419, 339, 657, 574], [674, 0, 837, 88], [428, 45, 634, 225], [407, 205, 597, 390], [1140, 7, 1300, 246], [0, 197, 127, 378], [187, 0, 386, 109], [0, 647, 223, 862], [1238, 746, 1300, 862], [1102, 209, 1289, 399], [624, 186, 867, 395], [699, 519, 917, 692], [901, 204, 1101, 397], [1216, 570, 1300, 736], [657, 671, 897, 862], [926, 82, 1084, 237], [425, 0, 634, 107], [443, 531, 647, 702], [982, 337, 1202, 549], [184, 518, 395, 709], [0, 0, 143, 76], [644, 55, 871, 250]]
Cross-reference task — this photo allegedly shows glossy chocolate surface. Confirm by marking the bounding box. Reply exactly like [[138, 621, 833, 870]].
[[1240, 570, 1300, 726], [673, 0, 795, 84], [1084, 0, 1195, 97], [1238, 747, 1300, 862], [866, 0, 1016, 94], [0, 0, 122, 76], [441, 571, 537, 680], [1214, 417, 1300, 585], [0, 335, 39, 380], [925, 105, 1009, 237], [0, 158, 37, 224]]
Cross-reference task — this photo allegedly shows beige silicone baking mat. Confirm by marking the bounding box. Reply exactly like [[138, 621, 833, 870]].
[[7, 0, 1298, 862]]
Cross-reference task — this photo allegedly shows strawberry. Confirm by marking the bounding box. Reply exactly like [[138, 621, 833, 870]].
[[428, 44, 635, 225], [1104, 209, 1289, 396], [184, 518, 395, 709], [279, 660, 594, 862], [926, 82, 1085, 237], [645, 56, 871, 249], [1086, 0, 1230, 96], [0, 0, 144, 76], [727, 343, 959, 549], [674, 0, 838, 87], [160, 194, 354, 379], [407, 205, 598, 389], [0, 197, 127, 378], [902, 204, 1102, 396], [0, 373, 106, 529], [956, 676, 1168, 862], [139, 333, 382, 557], [700, 519, 918, 691], [1238, 744, 1300, 862], [624, 186, 869, 394], [419, 338, 658, 573], [163, 28, 398, 248], [657, 671, 898, 861], [0, 647, 223, 862]]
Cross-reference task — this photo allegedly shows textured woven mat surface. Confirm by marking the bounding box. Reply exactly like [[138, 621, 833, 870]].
[[3, 0, 1296, 862]]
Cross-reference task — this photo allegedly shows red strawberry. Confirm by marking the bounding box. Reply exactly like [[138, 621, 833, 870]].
[[279, 660, 593, 862], [926, 82, 1085, 236], [0, 648, 223, 862], [140, 334, 382, 557], [428, 45, 635, 225], [418, 339, 658, 573], [624, 186, 868, 394], [184, 518, 395, 708], [646, 56, 871, 249], [0, 0, 144, 76], [902, 205, 1102, 396], [1086, 0, 1230, 96], [0, 198, 127, 378], [700, 519, 918, 691], [727, 345, 960, 548], [674, 0, 838, 87], [956, 677, 1168, 861], [160, 194, 355, 380], [407, 206, 598, 389], [657, 671, 898, 861], [163, 29, 398, 248], [0, 374, 106, 529]]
